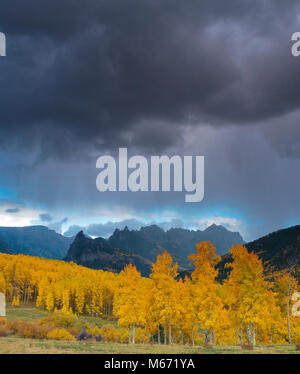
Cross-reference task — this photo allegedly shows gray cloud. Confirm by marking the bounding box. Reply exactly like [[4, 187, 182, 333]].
[[0, 1, 299, 161], [64, 219, 144, 237], [63, 218, 185, 238], [5, 208, 20, 213], [48, 217, 68, 234], [39, 213, 53, 222]]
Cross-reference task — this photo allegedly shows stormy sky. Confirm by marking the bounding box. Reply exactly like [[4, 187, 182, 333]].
[[0, 0, 300, 241]]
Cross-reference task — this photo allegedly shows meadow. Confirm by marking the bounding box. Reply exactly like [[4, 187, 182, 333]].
[[0, 305, 299, 354]]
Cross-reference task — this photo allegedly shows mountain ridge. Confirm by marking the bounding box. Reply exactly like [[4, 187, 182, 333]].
[[0, 225, 73, 259], [217, 224, 300, 281], [64, 230, 153, 276], [246, 224, 300, 270], [64, 223, 244, 273], [0, 223, 299, 280]]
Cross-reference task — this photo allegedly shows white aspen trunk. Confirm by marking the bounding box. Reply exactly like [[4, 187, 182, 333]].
[[270, 330, 273, 344], [236, 323, 239, 345], [246, 325, 251, 345], [129, 326, 131, 344], [252, 324, 256, 345], [240, 326, 243, 344], [164, 322, 167, 345], [132, 323, 135, 344]]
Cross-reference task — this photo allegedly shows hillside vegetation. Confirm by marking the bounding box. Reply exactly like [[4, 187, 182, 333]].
[[0, 241, 299, 347]]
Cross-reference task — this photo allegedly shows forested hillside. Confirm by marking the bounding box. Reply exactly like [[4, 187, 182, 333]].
[[0, 241, 299, 346]]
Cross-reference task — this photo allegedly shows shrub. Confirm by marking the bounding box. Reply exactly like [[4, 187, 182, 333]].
[[77, 329, 92, 341], [6, 320, 66, 339], [117, 328, 129, 344], [39, 310, 88, 337], [0, 324, 12, 337], [0, 318, 10, 335], [296, 344, 300, 351], [87, 326, 102, 337], [39, 311, 79, 329], [100, 324, 118, 342], [9, 321, 53, 339], [67, 326, 81, 337], [6, 320, 22, 334], [47, 328, 76, 341]]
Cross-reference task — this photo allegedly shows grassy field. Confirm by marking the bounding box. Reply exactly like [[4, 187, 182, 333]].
[[1, 305, 299, 354], [5, 304, 51, 322], [5, 303, 118, 327], [0, 337, 299, 354]]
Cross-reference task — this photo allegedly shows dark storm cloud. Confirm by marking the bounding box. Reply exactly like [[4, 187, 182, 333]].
[[1, 1, 300, 160]]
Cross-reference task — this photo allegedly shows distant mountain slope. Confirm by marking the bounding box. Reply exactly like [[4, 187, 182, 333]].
[[246, 225, 300, 270], [217, 225, 300, 281], [65, 224, 244, 272], [64, 231, 152, 276], [0, 226, 73, 259]]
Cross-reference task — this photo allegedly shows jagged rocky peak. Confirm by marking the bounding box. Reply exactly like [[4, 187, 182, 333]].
[[74, 230, 86, 240], [65, 223, 244, 273], [204, 224, 225, 232], [140, 224, 165, 239]]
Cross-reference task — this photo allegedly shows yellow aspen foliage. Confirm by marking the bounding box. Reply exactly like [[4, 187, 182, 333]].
[[188, 241, 229, 344], [224, 244, 283, 345], [0, 272, 6, 295], [188, 241, 220, 281], [0, 244, 298, 347], [47, 328, 76, 341], [114, 264, 147, 343], [150, 250, 178, 344], [12, 295, 20, 307], [45, 290, 55, 311], [273, 272, 300, 343]]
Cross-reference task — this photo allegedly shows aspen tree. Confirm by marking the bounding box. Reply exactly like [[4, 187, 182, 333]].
[[188, 241, 225, 344], [150, 251, 178, 344], [114, 264, 146, 344]]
